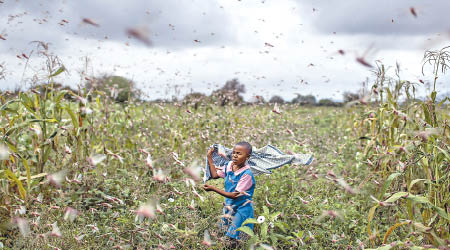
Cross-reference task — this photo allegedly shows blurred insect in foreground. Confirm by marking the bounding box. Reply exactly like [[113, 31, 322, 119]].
[[201, 229, 214, 246], [135, 200, 157, 222], [64, 207, 79, 222], [184, 161, 202, 182], [315, 210, 343, 223], [410, 7, 417, 18], [82, 18, 100, 27], [272, 103, 282, 114], [47, 169, 68, 188], [126, 26, 152, 46], [356, 44, 377, 68]]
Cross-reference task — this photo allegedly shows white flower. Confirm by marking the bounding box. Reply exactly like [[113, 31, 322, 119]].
[[257, 216, 265, 224], [168, 198, 175, 203], [0, 144, 9, 160], [269, 222, 274, 228], [81, 107, 93, 115]]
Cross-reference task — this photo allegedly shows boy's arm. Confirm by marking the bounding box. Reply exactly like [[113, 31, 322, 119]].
[[207, 148, 220, 179], [203, 184, 240, 199]]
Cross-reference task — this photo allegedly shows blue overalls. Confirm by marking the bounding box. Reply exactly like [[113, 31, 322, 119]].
[[221, 162, 256, 239]]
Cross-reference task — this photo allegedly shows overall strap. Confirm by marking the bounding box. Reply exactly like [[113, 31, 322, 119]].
[[224, 161, 231, 174]]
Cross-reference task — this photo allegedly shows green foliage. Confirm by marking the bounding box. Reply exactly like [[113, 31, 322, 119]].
[[268, 95, 284, 104], [209, 78, 246, 106], [317, 98, 341, 107], [342, 91, 360, 103], [237, 206, 288, 249], [0, 92, 374, 249], [1, 44, 449, 248], [291, 93, 316, 105], [86, 75, 139, 103], [351, 50, 450, 248]]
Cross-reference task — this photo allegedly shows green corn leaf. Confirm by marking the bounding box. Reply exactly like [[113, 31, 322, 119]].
[[384, 192, 450, 220], [408, 179, 427, 191], [406, 194, 430, 204], [49, 65, 66, 77], [412, 221, 432, 232], [270, 211, 281, 221], [263, 205, 269, 215], [65, 105, 79, 128], [4, 138, 18, 153], [435, 146, 450, 161], [378, 172, 402, 200], [367, 205, 378, 241], [422, 103, 432, 124], [20, 94, 38, 118], [384, 192, 409, 203], [0, 99, 20, 111], [431, 91, 437, 102], [242, 218, 258, 226], [22, 159, 31, 191], [236, 226, 254, 237], [42, 146, 51, 166], [55, 90, 71, 103], [438, 97, 449, 107], [261, 222, 268, 240], [292, 230, 304, 239], [18, 173, 48, 181], [4, 169, 26, 199], [431, 206, 450, 221], [275, 221, 287, 233]]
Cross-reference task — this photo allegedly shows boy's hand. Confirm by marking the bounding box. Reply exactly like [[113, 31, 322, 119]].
[[203, 184, 215, 192], [207, 147, 215, 156]]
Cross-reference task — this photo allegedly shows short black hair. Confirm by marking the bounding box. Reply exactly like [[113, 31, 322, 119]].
[[235, 141, 252, 156]]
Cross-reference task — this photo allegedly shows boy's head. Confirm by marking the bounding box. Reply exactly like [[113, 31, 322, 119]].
[[235, 141, 252, 155], [232, 141, 252, 166]]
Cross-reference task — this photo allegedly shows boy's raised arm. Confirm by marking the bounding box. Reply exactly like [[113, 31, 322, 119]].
[[203, 184, 240, 199], [207, 148, 220, 179]]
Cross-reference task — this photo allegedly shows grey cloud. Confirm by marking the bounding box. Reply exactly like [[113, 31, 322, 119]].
[[0, 0, 236, 51], [297, 0, 450, 36]]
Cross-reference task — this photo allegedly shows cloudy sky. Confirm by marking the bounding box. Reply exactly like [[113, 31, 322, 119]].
[[1, 0, 449, 101]]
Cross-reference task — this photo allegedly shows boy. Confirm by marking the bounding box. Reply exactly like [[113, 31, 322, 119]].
[[203, 141, 255, 247]]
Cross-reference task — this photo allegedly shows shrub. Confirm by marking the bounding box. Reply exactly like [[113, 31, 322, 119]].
[[85, 75, 140, 103], [291, 94, 316, 105], [269, 95, 284, 104], [210, 78, 246, 106], [317, 98, 341, 107]]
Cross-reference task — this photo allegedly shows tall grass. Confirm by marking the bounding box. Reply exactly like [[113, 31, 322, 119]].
[[352, 47, 450, 248], [0, 46, 449, 249]]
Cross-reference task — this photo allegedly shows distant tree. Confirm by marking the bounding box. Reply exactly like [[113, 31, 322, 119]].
[[221, 78, 246, 93], [182, 92, 207, 109], [210, 78, 246, 106], [183, 92, 206, 103], [269, 95, 284, 104], [85, 75, 140, 102], [317, 98, 341, 107], [342, 91, 360, 103], [249, 95, 265, 104], [291, 94, 316, 105]]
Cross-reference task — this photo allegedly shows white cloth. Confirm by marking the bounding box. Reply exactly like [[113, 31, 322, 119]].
[[203, 144, 314, 183]]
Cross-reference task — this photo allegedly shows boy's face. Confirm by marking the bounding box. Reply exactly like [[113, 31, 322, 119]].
[[232, 145, 249, 166]]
